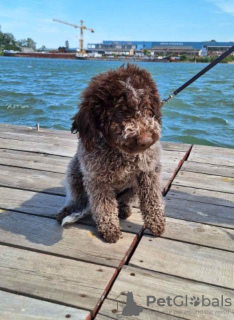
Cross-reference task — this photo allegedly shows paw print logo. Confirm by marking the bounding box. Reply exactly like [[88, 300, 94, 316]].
[[190, 296, 200, 307]]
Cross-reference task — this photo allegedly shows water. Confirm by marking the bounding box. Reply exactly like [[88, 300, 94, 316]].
[[0, 56, 233, 148]]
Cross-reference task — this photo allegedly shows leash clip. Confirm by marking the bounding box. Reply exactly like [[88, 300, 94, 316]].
[[162, 94, 174, 105]]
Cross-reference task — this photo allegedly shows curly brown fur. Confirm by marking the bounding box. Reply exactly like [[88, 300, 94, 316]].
[[57, 64, 165, 243]]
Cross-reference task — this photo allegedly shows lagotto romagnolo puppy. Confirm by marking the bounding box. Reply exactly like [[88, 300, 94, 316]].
[[56, 64, 165, 243]]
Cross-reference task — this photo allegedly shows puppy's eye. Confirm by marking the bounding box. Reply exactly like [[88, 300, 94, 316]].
[[144, 109, 154, 117]]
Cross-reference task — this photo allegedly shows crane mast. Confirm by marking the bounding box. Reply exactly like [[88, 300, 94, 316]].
[[53, 18, 94, 55]]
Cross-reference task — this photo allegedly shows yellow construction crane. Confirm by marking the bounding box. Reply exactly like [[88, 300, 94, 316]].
[[53, 18, 94, 54]]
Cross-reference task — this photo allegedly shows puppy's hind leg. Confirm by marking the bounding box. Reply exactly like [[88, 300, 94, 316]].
[[56, 156, 88, 223]]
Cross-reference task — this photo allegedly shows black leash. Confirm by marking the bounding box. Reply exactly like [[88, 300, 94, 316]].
[[162, 45, 234, 104]]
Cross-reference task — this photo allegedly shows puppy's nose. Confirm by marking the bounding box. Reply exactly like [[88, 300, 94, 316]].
[[137, 132, 154, 148]]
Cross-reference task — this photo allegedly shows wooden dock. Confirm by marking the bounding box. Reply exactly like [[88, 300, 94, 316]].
[[0, 123, 233, 320]]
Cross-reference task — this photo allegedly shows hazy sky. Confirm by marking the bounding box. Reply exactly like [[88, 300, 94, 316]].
[[0, 0, 234, 49]]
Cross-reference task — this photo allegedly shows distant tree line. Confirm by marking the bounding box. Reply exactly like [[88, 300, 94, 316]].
[[180, 54, 234, 63], [0, 25, 38, 54]]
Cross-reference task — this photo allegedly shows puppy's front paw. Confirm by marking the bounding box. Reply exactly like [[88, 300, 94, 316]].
[[145, 217, 166, 237], [98, 223, 122, 243]]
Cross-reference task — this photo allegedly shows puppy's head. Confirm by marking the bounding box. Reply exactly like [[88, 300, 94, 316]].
[[72, 64, 162, 153]]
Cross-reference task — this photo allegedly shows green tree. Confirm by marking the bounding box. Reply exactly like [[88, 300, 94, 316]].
[[18, 37, 37, 50], [0, 26, 21, 52], [180, 54, 187, 61], [38, 45, 46, 52]]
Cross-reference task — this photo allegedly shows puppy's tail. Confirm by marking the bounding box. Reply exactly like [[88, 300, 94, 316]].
[[61, 206, 90, 226]]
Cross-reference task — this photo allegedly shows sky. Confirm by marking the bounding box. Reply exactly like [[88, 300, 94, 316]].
[[0, 0, 234, 49]]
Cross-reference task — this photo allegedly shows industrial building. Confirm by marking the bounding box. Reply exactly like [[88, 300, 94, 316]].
[[87, 41, 234, 57]]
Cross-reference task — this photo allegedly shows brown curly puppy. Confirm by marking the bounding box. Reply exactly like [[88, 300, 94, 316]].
[[57, 64, 165, 243]]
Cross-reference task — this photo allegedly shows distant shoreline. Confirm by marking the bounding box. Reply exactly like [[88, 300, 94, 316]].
[[2, 52, 234, 64]]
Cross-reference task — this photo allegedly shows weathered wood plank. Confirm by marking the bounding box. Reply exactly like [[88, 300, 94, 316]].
[[0, 290, 90, 320], [181, 161, 234, 178], [0, 123, 191, 152], [0, 187, 64, 216], [0, 150, 184, 188], [161, 150, 187, 182], [0, 149, 70, 173], [173, 171, 234, 194], [0, 245, 116, 313], [107, 266, 234, 320], [95, 315, 112, 320], [0, 145, 188, 194], [0, 210, 137, 268], [0, 188, 143, 234], [0, 137, 76, 157], [168, 185, 234, 208], [0, 125, 190, 160], [0, 123, 74, 139], [97, 298, 183, 320], [130, 236, 234, 289], [189, 144, 234, 167], [0, 161, 175, 196], [145, 217, 234, 252], [0, 165, 65, 195], [165, 197, 234, 229], [0, 131, 77, 147], [0, 151, 186, 199], [161, 141, 191, 152]]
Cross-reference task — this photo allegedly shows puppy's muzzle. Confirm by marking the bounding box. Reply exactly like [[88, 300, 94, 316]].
[[136, 132, 155, 149]]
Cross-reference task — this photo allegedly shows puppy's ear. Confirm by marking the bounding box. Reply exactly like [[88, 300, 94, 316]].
[[71, 107, 98, 151]]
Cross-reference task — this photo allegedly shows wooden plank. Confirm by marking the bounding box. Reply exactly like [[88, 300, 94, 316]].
[[130, 236, 234, 289], [144, 217, 234, 252], [0, 149, 70, 173], [165, 197, 234, 229], [181, 161, 234, 178], [173, 171, 234, 194], [0, 210, 137, 268], [0, 125, 189, 158], [189, 144, 234, 167], [0, 137, 76, 157], [0, 188, 143, 234], [0, 123, 191, 151], [0, 131, 77, 147], [0, 150, 184, 188], [107, 265, 234, 320], [0, 245, 116, 313], [168, 185, 234, 208], [0, 187, 64, 216], [0, 290, 90, 320], [97, 298, 182, 320], [161, 141, 191, 152], [0, 162, 174, 196], [95, 315, 112, 320], [0, 123, 75, 139], [161, 150, 187, 182], [0, 165, 65, 195], [0, 147, 187, 193]]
